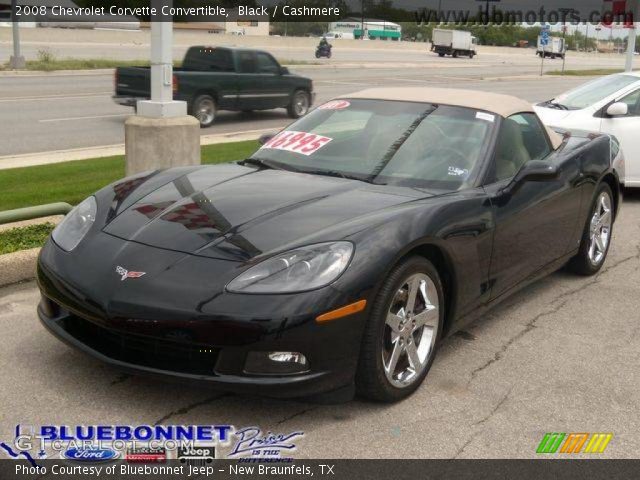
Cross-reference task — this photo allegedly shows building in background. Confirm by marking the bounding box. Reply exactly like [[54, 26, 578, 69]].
[[328, 18, 401, 41], [0, 0, 139, 29], [171, 8, 268, 36]]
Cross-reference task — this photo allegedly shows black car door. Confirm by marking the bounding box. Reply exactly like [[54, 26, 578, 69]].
[[483, 113, 582, 301]]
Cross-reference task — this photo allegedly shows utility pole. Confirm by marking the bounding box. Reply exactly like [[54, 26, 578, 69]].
[[625, 23, 637, 72], [361, 0, 365, 40], [125, 0, 199, 176], [9, 0, 26, 69]]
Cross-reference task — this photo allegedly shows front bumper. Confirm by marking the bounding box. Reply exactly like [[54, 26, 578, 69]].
[[36, 236, 366, 398], [112, 95, 145, 107]]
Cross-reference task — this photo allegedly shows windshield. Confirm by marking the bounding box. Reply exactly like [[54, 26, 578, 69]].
[[251, 99, 496, 191], [552, 74, 639, 110]]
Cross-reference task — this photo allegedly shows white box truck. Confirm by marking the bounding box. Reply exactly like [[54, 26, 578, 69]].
[[537, 36, 566, 59], [431, 29, 477, 58]]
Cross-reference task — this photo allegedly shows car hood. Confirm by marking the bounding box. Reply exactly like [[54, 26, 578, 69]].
[[103, 164, 429, 262], [533, 105, 574, 123]]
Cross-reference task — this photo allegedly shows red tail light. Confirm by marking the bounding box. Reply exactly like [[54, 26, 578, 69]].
[[172, 74, 178, 95], [114, 69, 118, 91]]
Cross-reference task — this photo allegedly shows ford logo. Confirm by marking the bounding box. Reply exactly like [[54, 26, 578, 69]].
[[63, 448, 119, 462]]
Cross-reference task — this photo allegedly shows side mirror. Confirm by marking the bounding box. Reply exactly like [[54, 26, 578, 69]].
[[606, 102, 628, 117], [513, 160, 559, 184], [258, 132, 277, 145], [500, 160, 558, 198], [280, 66, 290, 75]]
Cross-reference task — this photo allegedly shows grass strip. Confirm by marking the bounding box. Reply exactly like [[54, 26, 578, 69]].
[[0, 140, 259, 211], [0, 222, 56, 255]]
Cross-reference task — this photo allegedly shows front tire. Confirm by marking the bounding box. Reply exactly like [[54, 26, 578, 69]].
[[192, 94, 216, 128], [356, 256, 444, 402], [287, 89, 310, 119], [567, 183, 614, 275]]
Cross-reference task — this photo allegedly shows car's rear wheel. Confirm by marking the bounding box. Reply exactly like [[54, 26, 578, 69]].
[[287, 90, 310, 118], [356, 256, 443, 402], [567, 183, 614, 275], [192, 95, 216, 128]]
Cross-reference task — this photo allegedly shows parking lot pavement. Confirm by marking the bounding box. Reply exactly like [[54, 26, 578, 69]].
[[1, 191, 639, 459]]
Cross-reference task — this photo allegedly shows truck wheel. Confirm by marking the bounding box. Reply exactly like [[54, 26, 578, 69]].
[[469, 52, 475, 58], [452, 51, 458, 58], [438, 53, 445, 57], [287, 90, 310, 119], [192, 95, 216, 128]]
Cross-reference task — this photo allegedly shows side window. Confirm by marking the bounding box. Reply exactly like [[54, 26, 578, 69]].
[[492, 113, 552, 182], [237, 52, 256, 73], [209, 49, 234, 72], [255, 52, 280, 74], [618, 89, 640, 116]]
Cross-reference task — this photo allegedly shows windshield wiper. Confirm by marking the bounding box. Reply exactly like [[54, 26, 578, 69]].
[[239, 157, 278, 169], [306, 169, 370, 183], [542, 99, 569, 110]]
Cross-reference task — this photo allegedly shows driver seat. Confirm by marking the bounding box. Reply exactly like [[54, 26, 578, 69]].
[[494, 118, 531, 180]]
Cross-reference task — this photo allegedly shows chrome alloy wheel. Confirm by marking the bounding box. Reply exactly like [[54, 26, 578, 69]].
[[195, 98, 215, 126], [382, 273, 439, 388], [588, 191, 612, 265], [293, 91, 309, 116]]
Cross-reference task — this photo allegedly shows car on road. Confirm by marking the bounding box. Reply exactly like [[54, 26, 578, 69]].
[[535, 71, 640, 186], [38, 88, 622, 402], [113, 46, 314, 128]]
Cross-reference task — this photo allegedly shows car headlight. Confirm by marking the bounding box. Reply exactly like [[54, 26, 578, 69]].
[[227, 241, 354, 294], [51, 196, 97, 252]]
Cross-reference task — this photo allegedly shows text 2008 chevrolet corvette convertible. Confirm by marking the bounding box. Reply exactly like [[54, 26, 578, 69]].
[[37, 88, 623, 402]]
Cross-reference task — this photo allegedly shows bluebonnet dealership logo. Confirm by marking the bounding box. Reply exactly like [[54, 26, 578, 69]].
[[62, 447, 119, 462], [229, 427, 304, 461]]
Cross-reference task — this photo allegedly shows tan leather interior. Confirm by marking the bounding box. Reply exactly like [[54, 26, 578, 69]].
[[495, 118, 531, 180]]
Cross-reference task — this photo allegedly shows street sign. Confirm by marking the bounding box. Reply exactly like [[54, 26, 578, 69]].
[[541, 24, 550, 46]]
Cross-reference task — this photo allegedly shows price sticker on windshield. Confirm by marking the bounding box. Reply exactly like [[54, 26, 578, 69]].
[[261, 130, 333, 156], [318, 100, 351, 110]]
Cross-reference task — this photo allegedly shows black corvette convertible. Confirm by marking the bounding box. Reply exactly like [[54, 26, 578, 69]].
[[37, 88, 623, 402]]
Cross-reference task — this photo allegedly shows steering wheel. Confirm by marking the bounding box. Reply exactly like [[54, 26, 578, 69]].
[[428, 147, 469, 167]]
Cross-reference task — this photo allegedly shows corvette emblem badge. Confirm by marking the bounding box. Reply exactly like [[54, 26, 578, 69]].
[[116, 266, 146, 281]]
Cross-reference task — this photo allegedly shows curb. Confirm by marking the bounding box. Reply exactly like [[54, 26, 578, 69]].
[[0, 248, 39, 287], [0, 128, 269, 170]]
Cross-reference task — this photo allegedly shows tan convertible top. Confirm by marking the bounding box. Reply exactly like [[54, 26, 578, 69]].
[[339, 87, 563, 149]]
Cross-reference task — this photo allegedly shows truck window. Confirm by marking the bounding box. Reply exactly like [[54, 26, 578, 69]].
[[237, 52, 257, 73], [256, 52, 280, 74], [184, 48, 234, 72]]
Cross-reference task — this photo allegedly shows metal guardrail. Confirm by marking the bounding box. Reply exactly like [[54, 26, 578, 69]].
[[0, 202, 73, 226]]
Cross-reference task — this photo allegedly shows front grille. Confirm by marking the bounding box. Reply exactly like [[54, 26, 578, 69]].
[[60, 315, 219, 376]]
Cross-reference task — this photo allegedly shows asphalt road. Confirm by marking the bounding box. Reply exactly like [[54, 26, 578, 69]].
[[1, 191, 640, 459], [0, 68, 588, 157], [2, 27, 639, 157]]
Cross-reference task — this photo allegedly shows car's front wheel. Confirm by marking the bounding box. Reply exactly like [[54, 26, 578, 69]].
[[567, 183, 614, 275], [356, 256, 443, 402]]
